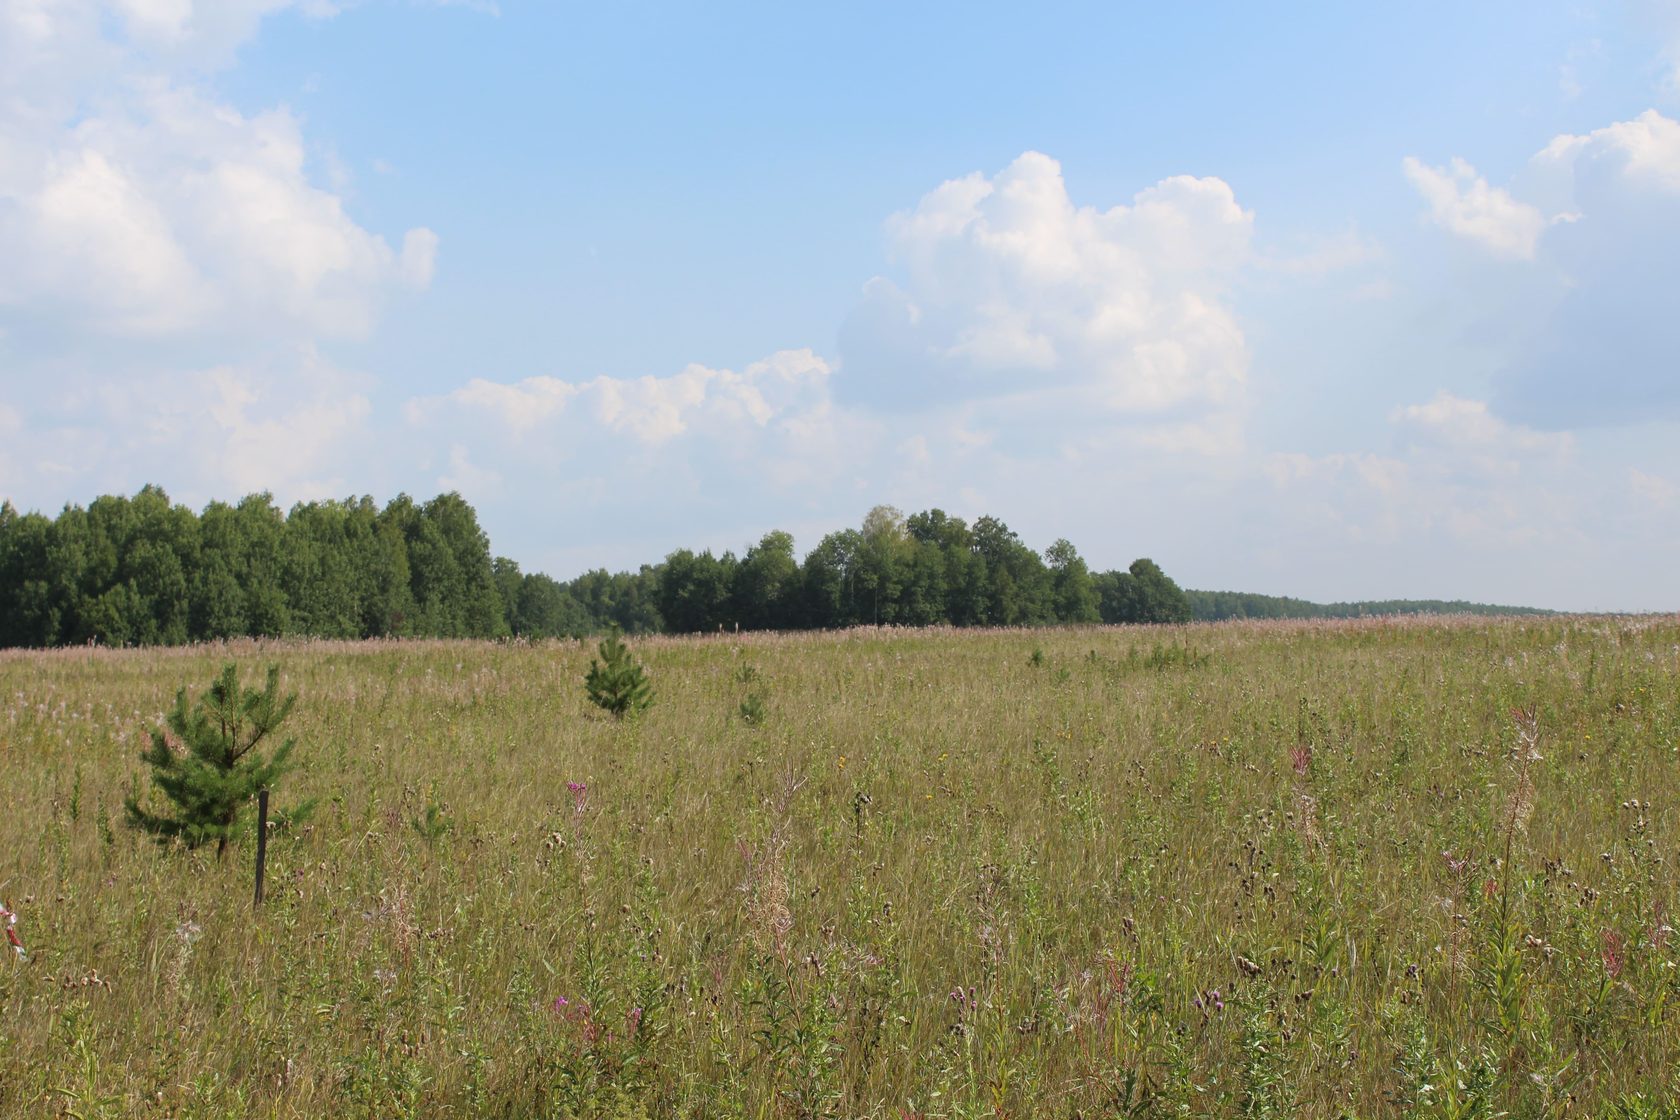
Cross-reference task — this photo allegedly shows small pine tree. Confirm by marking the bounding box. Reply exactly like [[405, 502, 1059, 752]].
[[584, 627, 653, 718], [125, 664, 310, 859], [738, 691, 768, 727]]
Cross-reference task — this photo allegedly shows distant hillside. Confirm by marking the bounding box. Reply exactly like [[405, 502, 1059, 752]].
[[1185, 589, 1554, 622]]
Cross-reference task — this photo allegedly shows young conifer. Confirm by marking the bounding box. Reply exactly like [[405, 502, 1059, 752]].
[[125, 664, 311, 858], [584, 627, 653, 718]]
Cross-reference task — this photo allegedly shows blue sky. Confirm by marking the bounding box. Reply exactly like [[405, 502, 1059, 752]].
[[2, 1, 1678, 610]]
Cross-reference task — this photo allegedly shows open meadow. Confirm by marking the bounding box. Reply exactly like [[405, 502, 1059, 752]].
[[3, 616, 1679, 1118]]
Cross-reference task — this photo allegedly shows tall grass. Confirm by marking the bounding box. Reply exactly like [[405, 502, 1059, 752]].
[[1, 616, 1677, 1117]]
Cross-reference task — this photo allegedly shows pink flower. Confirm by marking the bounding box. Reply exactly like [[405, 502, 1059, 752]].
[[1602, 930, 1626, 979]]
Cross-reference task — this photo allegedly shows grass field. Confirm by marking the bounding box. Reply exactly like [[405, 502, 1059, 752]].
[[3, 616, 1679, 1118]]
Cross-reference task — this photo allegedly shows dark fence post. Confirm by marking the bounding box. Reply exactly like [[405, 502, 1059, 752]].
[[254, 788, 270, 909]]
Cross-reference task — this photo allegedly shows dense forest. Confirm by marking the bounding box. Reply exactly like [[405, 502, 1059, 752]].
[[1185, 590, 1554, 621], [0, 487, 1195, 648]]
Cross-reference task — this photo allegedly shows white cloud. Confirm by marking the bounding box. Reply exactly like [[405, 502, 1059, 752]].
[[0, 86, 436, 339], [194, 355, 371, 498], [1535, 109, 1680, 195], [20, 147, 212, 333], [0, 2, 434, 342], [1390, 392, 1572, 477], [1406, 110, 1680, 258], [412, 348, 834, 446], [1258, 393, 1583, 560], [400, 349, 883, 561], [1403, 111, 1680, 429], [839, 151, 1253, 424], [0, 348, 372, 507], [1402, 156, 1548, 259], [438, 443, 501, 496]]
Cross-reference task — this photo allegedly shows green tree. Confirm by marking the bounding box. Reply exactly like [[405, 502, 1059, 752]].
[[657, 549, 737, 633], [1126, 557, 1192, 624], [516, 573, 592, 638], [0, 504, 58, 646], [800, 529, 861, 628], [970, 515, 1052, 625], [125, 664, 309, 859], [423, 492, 507, 637], [281, 499, 368, 638], [854, 505, 908, 625], [1045, 538, 1100, 623], [236, 493, 292, 636], [584, 628, 654, 717], [1096, 559, 1191, 624], [897, 538, 949, 626], [909, 511, 986, 626], [732, 530, 800, 630], [1094, 569, 1138, 623], [492, 556, 525, 633]]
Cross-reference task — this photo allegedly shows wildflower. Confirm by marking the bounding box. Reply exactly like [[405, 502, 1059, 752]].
[[1602, 931, 1625, 979], [1, 901, 24, 961]]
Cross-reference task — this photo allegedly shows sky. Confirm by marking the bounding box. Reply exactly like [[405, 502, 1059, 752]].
[[1, 1, 1678, 611]]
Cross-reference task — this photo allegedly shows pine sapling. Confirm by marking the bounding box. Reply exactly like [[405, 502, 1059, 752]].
[[125, 664, 313, 858], [584, 627, 654, 718]]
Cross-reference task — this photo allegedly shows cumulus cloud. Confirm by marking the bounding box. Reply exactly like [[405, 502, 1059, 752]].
[[1404, 110, 1680, 429], [1534, 109, 1680, 196], [409, 349, 835, 446], [0, 1, 435, 342], [1247, 394, 1676, 608], [1390, 392, 1572, 478], [1505, 112, 1680, 427], [838, 152, 1253, 425], [0, 348, 373, 507], [1402, 156, 1549, 259], [401, 349, 881, 561], [1260, 393, 1578, 563]]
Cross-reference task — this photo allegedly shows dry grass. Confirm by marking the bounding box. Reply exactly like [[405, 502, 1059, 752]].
[[2, 615, 1678, 1117]]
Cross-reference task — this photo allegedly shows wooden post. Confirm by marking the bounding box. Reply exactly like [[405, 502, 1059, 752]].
[[254, 788, 269, 909]]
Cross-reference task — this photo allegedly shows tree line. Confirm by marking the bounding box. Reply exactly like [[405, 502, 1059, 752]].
[[0, 488, 1192, 648], [1185, 589, 1553, 621]]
